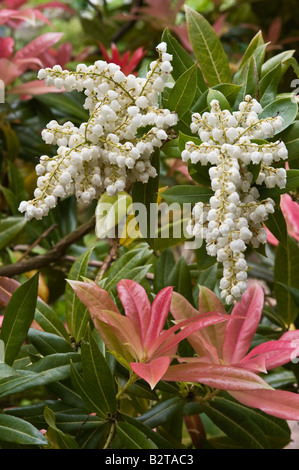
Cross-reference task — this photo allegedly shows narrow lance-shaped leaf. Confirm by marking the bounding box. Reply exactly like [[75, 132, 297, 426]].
[[185, 6, 231, 86], [167, 63, 198, 117], [65, 249, 92, 343], [0, 414, 48, 447], [0, 273, 39, 366]]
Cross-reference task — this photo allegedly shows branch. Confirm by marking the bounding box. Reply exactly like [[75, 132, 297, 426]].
[[0, 216, 96, 277]]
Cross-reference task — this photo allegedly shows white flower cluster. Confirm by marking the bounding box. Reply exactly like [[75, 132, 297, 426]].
[[184, 96, 288, 304], [19, 42, 177, 221]]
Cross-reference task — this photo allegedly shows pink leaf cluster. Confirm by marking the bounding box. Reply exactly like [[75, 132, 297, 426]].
[[69, 279, 226, 389], [163, 284, 299, 420]]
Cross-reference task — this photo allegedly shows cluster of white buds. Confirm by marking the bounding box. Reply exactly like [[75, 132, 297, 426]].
[[18, 42, 177, 220], [184, 96, 288, 304]]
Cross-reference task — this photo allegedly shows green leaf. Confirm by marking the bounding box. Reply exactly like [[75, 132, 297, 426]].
[[80, 326, 117, 417], [234, 56, 259, 106], [161, 185, 213, 204], [201, 395, 290, 449], [0, 353, 81, 399], [264, 208, 287, 248], [283, 57, 299, 78], [132, 149, 160, 248], [274, 236, 299, 326], [207, 89, 231, 112], [121, 413, 175, 449], [260, 97, 298, 132], [28, 329, 73, 356], [44, 406, 79, 449], [277, 121, 299, 162], [178, 131, 202, 152], [0, 414, 48, 446], [103, 244, 152, 289], [238, 31, 264, 71], [192, 84, 242, 114], [0, 273, 38, 366], [167, 256, 194, 305], [35, 92, 89, 123], [116, 422, 158, 449], [65, 249, 93, 343], [167, 64, 198, 116], [200, 398, 270, 449], [0, 217, 26, 251], [137, 397, 186, 429], [153, 248, 175, 293], [34, 299, 69, 341], [262, 50, 295, 78], [161, 28, 207, 94], [185, 6, 231, 86], [260, 64, 282, 107]]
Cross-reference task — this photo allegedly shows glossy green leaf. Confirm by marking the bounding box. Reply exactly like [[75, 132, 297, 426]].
[[65, 249, 93, 343], [274, 236, 299, 326], [264, 209, 287, 248], [154, 248, 175, 293], [192, 84, 242, 114], [0, 273, 38, 366], [262, 50, 295, 78], [132, 150, 160, 248], [44, 406, 79, 449], [162, 185, 213, 204], [0, 217, 26, 251], [80, 326, 117, 416], [34, 299, 69, 341], [207, 89, 231, 112], [116, 422, 158, 449], [137, 397, 186, 429], [0, 414, 48, 446], [260, 97, 298, 132], [0, 353, 81, 399], [238, 31, 264, 71], [167, 64, 198, 116], [260, 64, 282, 107], [28, 329, 73, 356], [161, 28, 207, 94], [185, 6, 231, 86], [167, 256, 194, 305], [121, 413, 175, 449], [277, 121, 299, 162]]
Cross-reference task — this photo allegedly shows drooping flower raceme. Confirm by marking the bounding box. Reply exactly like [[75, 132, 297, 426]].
[[18, 42, 178, 221], [183, 96, 287, 304]]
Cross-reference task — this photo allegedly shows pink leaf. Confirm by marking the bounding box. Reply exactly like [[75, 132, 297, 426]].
[[8, 80, 64, 97], [117, 279, 151, 345], [149, 312, 227, 360], [241, 338, 299, 371], [143, 286, 173, 349], [0, 37, 14, 59], [163, 362, 271, 391], [0, 58, 21, 86], [230, 389, 299, 421], [170, 290, 225, 363], [5, 1, 28, 8], [281, 194, 299, 241], [0, 9, 36, 25], [222, 284, 264, 364], [68, 280, 143, 359], [14, 32, 63, 61], [130, 356, 171, 389]]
